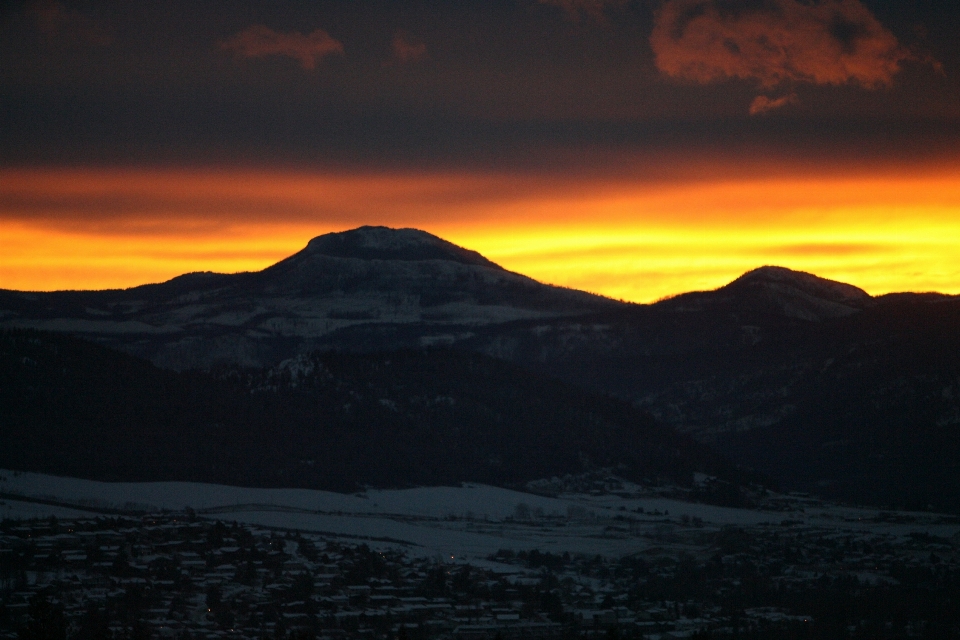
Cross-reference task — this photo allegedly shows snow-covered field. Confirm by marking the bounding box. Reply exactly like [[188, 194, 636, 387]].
[[3, 469, 958, 562]]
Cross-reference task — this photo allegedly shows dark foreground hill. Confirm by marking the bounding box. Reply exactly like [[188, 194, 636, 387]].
[[0, 329, 745, 494]]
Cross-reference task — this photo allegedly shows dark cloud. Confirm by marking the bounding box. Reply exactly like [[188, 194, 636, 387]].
[[536, 0, 630, 23], [0, 1, 957, 170], [220, 24, 343, 70], [391, 31, 427, 64], [31, 1, 112, 47], [651, 0, 912, 89]]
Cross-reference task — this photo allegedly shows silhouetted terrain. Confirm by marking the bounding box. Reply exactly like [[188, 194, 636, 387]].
[[0, 329, 742, 494], [0, 227, 617, 370], [447, 272, 960, 511], [3, 227, 959, 510]]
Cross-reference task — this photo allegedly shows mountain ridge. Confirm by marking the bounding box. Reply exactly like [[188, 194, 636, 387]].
[[0, 226, 946, 373], [0, 227, 618, 369], [2, 226, 960, 509]]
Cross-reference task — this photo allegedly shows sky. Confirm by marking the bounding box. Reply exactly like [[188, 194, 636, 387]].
[[2, 0, 959, 302]]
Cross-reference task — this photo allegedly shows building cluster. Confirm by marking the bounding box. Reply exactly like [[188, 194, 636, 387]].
[[2, 509, 960, 639]]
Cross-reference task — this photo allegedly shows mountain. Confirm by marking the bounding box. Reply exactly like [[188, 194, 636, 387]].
[[3, 227, 960, 510], [297, 225, 501, 266], [664, 265, 873, 320], [0, 226, 618, 370], [455, 269, 960, 510], [0, 329, 745, 495]]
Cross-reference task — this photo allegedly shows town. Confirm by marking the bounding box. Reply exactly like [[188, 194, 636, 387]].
[[3, 495, 960, 639]]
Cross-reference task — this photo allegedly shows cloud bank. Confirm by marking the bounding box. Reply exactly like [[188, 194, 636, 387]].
[[221, 25, 343, 70], [651, 0, 911, 105]]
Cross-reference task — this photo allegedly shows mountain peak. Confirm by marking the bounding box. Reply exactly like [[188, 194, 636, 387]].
[[721, 265, 872, 320], [301, 226, 503, 269], [660, 266, 873, 320], [732, 266, 870, 305]]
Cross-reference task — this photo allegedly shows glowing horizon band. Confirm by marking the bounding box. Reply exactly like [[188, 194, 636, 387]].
[[2, 168, 959, 301]]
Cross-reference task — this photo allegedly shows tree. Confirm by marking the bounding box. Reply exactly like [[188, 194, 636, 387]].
[[18, 594, 66, 640]]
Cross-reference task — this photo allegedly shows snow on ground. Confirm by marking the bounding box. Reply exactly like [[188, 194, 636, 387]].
[[363, 485, 568, 519], [203, 510, 643, 560], [0, 471, 566, 518], [0, 498, 92, 521], [3, 469, 958, 561]]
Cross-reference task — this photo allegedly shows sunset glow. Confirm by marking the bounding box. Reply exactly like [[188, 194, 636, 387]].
[[3, 1, 959, 301], [3, 167, 959, 302]]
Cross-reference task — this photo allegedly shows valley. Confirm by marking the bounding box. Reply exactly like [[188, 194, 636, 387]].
[[2, 471, 960, 639]]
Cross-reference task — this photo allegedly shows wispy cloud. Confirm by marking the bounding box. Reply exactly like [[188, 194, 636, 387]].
[[651, 0, 918, 113], [221, 25, 343, 70], [391, 31, 427, 64], [32, 1, 112, 47], [537, 0, 630, 24], [749, 93, 797, 115]]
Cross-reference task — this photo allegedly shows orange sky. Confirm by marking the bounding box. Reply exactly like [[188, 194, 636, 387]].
[[2, 166, 959, 302]]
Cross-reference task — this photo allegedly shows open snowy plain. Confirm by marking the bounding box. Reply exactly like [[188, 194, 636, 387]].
[[3, 470, 958, 563]]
